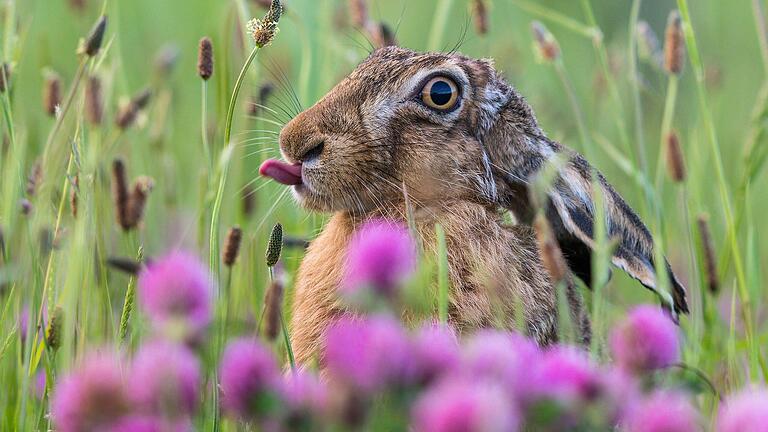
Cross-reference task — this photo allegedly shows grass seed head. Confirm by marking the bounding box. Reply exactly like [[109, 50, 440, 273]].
[[154, 43, 180, 78], [348, 0, 369, 29], [46, 306, 64, 351], [241, 184, 257, 216], [266, 222, 283, 267], [263, 279, 284, 341], [696, 214, 719, 294], [70, 175, 79, 219], [636, 21, 661, 68], [533, 213, 568, 283], [116, 88, 152, 130], [26, 160, 42, 197], [248, 0, 283, 48], [43, 71, 62, 117], [127, 176, 153, 229], [223, 226, 243, 267], [197, 37, 214, 81], [111, 158, 131, 231], [471, 0, 489, 35], [80, 15, 108, 57], [20, 199, 32, 216], [85, 76, 103, 125], [665, 131, 686, 183], [0, 63, 12, 93], [531, 21, 560, 62], [664, 10, 685, 75]]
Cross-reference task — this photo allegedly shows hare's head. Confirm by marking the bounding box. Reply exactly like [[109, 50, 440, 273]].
[[260, 46, 531, 213]]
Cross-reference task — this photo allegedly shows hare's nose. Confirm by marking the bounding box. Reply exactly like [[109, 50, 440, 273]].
[[299, 139, 325, 164]]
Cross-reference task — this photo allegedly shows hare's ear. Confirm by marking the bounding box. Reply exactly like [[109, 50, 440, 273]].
[[545, 156, 689, 317]]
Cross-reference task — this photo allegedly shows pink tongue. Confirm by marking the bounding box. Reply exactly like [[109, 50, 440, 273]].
[[259, 159, 303, 186]]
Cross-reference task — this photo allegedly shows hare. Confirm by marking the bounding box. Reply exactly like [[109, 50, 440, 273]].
[[265, 46, 688, 319], [260, 47, 592, 365]]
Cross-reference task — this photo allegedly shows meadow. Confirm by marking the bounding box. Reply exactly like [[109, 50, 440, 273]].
[[0, 0, 767, 430]]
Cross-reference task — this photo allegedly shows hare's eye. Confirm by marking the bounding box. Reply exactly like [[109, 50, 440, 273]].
[[420, 76, 459, 112]]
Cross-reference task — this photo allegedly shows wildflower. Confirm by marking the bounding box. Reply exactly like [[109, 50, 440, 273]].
[[197, 37, 214, 81], [219, 338, 281, 421], [624, 390, 699, 432], [43, 71, 62, 117], [137, 251, 214, 341], [412, 323, 460, 384], [18, 306, 30, 344], [323, 315, 411, 393], [222, 226, 243, 267], [129, 341, 201, 419], [281, 369, 329, 428], [532, 346, 601, 405], [531, 21, 560, 62], [247, 0, 283, 48], [51, 352, 130, 432], [412, 378, 519, 432], [664, 11, 685, 75], [718, 387, 768, 432], [342, 219, 416, 301], [462, 330, 540, 404], [609, 305, 679, 373], [109, 416, 192, 432]]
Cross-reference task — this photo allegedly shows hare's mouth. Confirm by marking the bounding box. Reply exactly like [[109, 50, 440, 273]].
[[259, 159, 303, 186]]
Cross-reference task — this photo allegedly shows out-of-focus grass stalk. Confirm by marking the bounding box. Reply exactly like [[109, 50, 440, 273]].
[[655, 76, 679, 189], [752, 0, 768, 75], [514, 0, 595, 38], [427, 0, 455, 51], [201, 81, 212, 174], [675, 0, 764, 378], [210, 45, 260, 281], [628, 0, 648, 175], [436, 224, 449, 324], [553, 60, 591, 157]]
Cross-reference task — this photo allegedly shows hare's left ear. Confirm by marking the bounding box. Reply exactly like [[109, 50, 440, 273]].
[[545, 154, 689, 318]]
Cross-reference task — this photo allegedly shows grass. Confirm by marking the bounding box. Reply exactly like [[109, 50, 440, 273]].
[[0, 0, 766, 429]]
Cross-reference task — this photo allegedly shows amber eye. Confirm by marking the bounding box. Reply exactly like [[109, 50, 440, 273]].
[[420, 76, 459, 111]]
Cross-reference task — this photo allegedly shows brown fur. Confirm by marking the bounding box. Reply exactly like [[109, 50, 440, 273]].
[[275, 46, 596, 366]]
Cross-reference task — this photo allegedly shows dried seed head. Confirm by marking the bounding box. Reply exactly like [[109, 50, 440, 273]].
[[471, 0, 489, 35], [265, 222, 283, 267], [107, 257, 143, 275], [241, 184, 257, 216], [116, 89, 152, 130], [80, 15, 108, 57], [127, 176, 153, 229], [85, 76, 103, 125], [112, 158, 131, 231], [531, 21, 560, 62], [533, 213, 568, 283], [696, 214, 719, 294], [26, 160, 42, 197], [154, 43, 180, 78], [663, 10, 685, 75], [247, 0, 283, 48], [197, 37, 214, 81], [222, 226, 243, 267], [348, 0, 368, 29], [263, 279, 284, 341], [636, 21, 661, 67], [20, 198, 32, 216], [70, 175, 79, 219], [368, 22, 397, 48], [0, 63, 12, 93], [45, 306, 64, 351], [43, 71, 62, 117], [664, 131, 686, 183]]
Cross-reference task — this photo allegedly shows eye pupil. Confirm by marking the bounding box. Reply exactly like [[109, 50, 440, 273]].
[[430, 80, 453, 106]]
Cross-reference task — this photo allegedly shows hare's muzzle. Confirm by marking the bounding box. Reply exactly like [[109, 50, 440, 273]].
[[259, 159, 303, 186]]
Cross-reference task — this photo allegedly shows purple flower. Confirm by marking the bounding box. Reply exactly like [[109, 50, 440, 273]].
[[129, 340, 201, 419], [108, 416, 192, 432], [531, 346, 601, 406], [412, 323, 460, 384], [51, 352, 131, 432], [137, 251, 214, 341], [609, 305, 679, 373], [342, 219, 416, 299], [34, 371, 46, 400], [19, 306, 30, 344], [323, 315, 412, 393], [219, 338, 281, 421], [412, 378, 519, 432], [461, 330, 540, 403], [281, 369, 329, 426], [624, 391, 699, 432], [718, 386, 768, 432]]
